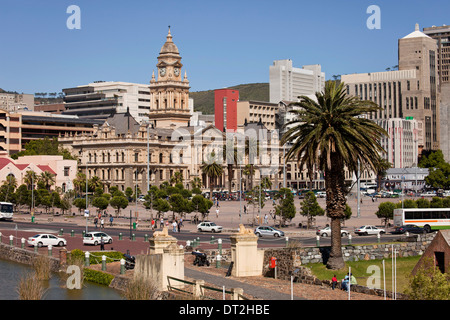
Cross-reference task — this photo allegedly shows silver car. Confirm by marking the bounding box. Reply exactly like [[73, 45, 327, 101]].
[[254, 226, 284, 238]]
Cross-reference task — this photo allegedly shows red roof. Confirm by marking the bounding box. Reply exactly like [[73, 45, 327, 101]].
[[37, 165, 56, 175]]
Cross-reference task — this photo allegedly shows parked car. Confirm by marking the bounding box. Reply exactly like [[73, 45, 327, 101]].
[[316, 191, 326, 198], [197, 221, 222, 233], [83, 232, 113, 245], [254, 226, 284, 238], [392, 224, 426, 234], [420, 191, 436, 197], [27, 233, 67, 247], [354, 225, 385, 236], [316, 226, 348, 237]]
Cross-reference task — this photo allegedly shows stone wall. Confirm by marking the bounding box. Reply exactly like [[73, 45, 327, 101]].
[[0, 242, 60, 272]]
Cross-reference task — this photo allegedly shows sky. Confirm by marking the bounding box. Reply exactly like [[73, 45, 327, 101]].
[[1, 0, 449, 95]]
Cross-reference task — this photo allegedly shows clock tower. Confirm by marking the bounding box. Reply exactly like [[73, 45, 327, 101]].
[[149, 27, 191, 128]]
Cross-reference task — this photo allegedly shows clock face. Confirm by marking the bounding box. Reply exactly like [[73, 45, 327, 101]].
[[174, 67, 180, 76], [159, 67, 166, 76]]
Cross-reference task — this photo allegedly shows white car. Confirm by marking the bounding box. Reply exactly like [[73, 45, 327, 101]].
[[420, 191, 436, 197], [197, 221, 223, 233], [27, 234, 67, 247], [316, 226, 348, 237], [83, 232, 113, 245], [316, 191, 326, 198], [354, 225, 385, 236]]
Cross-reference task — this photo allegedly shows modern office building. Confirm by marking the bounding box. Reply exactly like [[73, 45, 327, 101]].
[[423, 24, 450, 162], [236, 100, 278, 131], [376, 118, 422, 168], [214, 89, 239, 132], [269, 60, 325, 103], [62, 81, 151, 123], [341, 24, 440, 162]]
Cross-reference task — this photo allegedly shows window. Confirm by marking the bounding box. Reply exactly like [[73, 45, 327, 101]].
[[64, 167, 70, 177]]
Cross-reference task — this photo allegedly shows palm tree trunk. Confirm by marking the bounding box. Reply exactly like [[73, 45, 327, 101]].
[[325, 152, 347, 270]]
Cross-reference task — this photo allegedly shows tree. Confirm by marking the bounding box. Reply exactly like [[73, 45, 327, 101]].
[[11, 137, 76, 160], [200, 151, 224, 200], [405, 258, 450, 300], [191, 194, 213, 221], [153, 198, 170, 218], [39, 171, 56, 191], [416, 198, 430, 208], [274, 188, 296, 227], [419, 150, 450, 189], [281, 81, 387, 269], [110, 194, 128, 217], [73, 198, 87, 214], [375, 156, 391, 192], [169, 193, 189, 220], [375, 201, 396, 227], [299, 191, 325, 229]]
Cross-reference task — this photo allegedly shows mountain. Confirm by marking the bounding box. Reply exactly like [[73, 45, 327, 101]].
[[190, 83, 269, 115]]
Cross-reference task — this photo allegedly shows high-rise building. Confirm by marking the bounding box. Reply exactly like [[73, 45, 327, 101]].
[[423, 24, 450, 162], [214, 89, 239, 132], [341, 24, 439, 164], [269, 60, 325, 103], [62, 81, 151, 123]]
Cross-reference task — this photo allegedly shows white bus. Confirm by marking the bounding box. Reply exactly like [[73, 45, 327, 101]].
[[393, 208, 450, 233], [0, 202, 13, 220]]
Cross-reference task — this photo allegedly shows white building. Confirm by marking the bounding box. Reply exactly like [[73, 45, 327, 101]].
[[376, 118, 422, 168], [269, 59, 325, 103], [63, 81, 151, 123]]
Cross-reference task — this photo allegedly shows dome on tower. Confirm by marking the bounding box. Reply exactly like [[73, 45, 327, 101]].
[[160, 27, 179, 55]]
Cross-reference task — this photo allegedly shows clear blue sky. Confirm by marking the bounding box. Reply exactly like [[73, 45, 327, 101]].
[[1, 0, 449, 95]]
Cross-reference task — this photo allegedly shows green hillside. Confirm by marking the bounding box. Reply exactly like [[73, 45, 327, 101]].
[[190, 83, 269, 115]]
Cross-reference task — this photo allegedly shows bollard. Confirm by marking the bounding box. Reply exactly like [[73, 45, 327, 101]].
[[218, 238, 222, 256], [71, 230, 75, 237], [120, 259, 125, 275], [85, 252, 90, 267], [48, 245, 52, 257], [82, 230, 85, 237], [0, 232, 2, 243], [31, 216, 35, 223], [144, 234, 148, 242], [210, 236, 215, 244], [348, 234, 352, 245], [102, 255, 106, 271], [186, 240, 191, 248], [119, 233, 123, 240], [196, 237, 200, 246], [21, 238, 25, 249], [216, 254, 221, 268], [34, 244, 38, 253], [132, 233, 136, 241], [59, 228, 64, 236], [316, 235, 320, 247], [9, 235, 13, 246], [285, 237, 289, 247], [377, 232, 381, 243]]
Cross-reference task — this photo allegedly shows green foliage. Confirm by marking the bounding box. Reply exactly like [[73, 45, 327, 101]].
[[274, 188, 296, 225], [83, 269, 114, 286], [109, 195, 128, 216], [299, 191, 324, 228], [405, 258, 450, 300], [375, 201, 396, 226], [419, 150, 450, 189], [416, 198, 431, 208], [11, 137, 75, 160]]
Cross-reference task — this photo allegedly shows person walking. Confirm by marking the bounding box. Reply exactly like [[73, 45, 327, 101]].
[[151, 219, 155, 230], [172, 220, 177, 232], [100, 237, 105, 251], [109, 215, 113, 227], [94, 217, 98, 229], [100, 218, 104, 229]]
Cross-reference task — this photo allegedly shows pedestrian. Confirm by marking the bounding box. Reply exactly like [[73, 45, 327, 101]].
[[100, 237, 105, 251], [216, 208, 219, 218], [332, 275, 337, 290], [151, 219, 155, 230], [264, 214, 268, 224], [177, 220, 181, 232], [160, 218, 164, 228], [172, 220, 177, 232], [94, 217, 98, 229], [100, 218, 104, 229], [109, 215, 113, 227]]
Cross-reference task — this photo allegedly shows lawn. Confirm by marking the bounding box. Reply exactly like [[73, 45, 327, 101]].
[[305, 255, 421, 293]]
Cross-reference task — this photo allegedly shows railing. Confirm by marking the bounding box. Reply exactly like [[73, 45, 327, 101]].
[[167, 276, 248, 300]]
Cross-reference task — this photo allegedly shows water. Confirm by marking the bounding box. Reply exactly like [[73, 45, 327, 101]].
[[0, 259, 123, 300]]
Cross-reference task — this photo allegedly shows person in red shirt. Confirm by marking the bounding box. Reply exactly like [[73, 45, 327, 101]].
[[332, 275, 338, 290]]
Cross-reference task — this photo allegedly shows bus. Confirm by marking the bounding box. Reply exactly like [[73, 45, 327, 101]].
[[0, 202, 13, 220], [393, 208, 450, 233]]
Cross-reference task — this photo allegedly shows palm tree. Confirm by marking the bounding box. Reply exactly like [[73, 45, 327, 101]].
[[72, 171, 86, 197], [281, 81, 387, 270], [24, 171, 37, 190], [39, 171, 56, 191], [200, 151, 224, 200], [223, 139, 242, 194]]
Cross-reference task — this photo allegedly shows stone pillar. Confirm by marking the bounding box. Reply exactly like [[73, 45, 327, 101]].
[[148, 227, 177, 254], [230, 224, 264, 277]]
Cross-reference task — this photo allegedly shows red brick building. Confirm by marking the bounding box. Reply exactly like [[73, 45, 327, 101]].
[[214, 89, 239, 132]]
